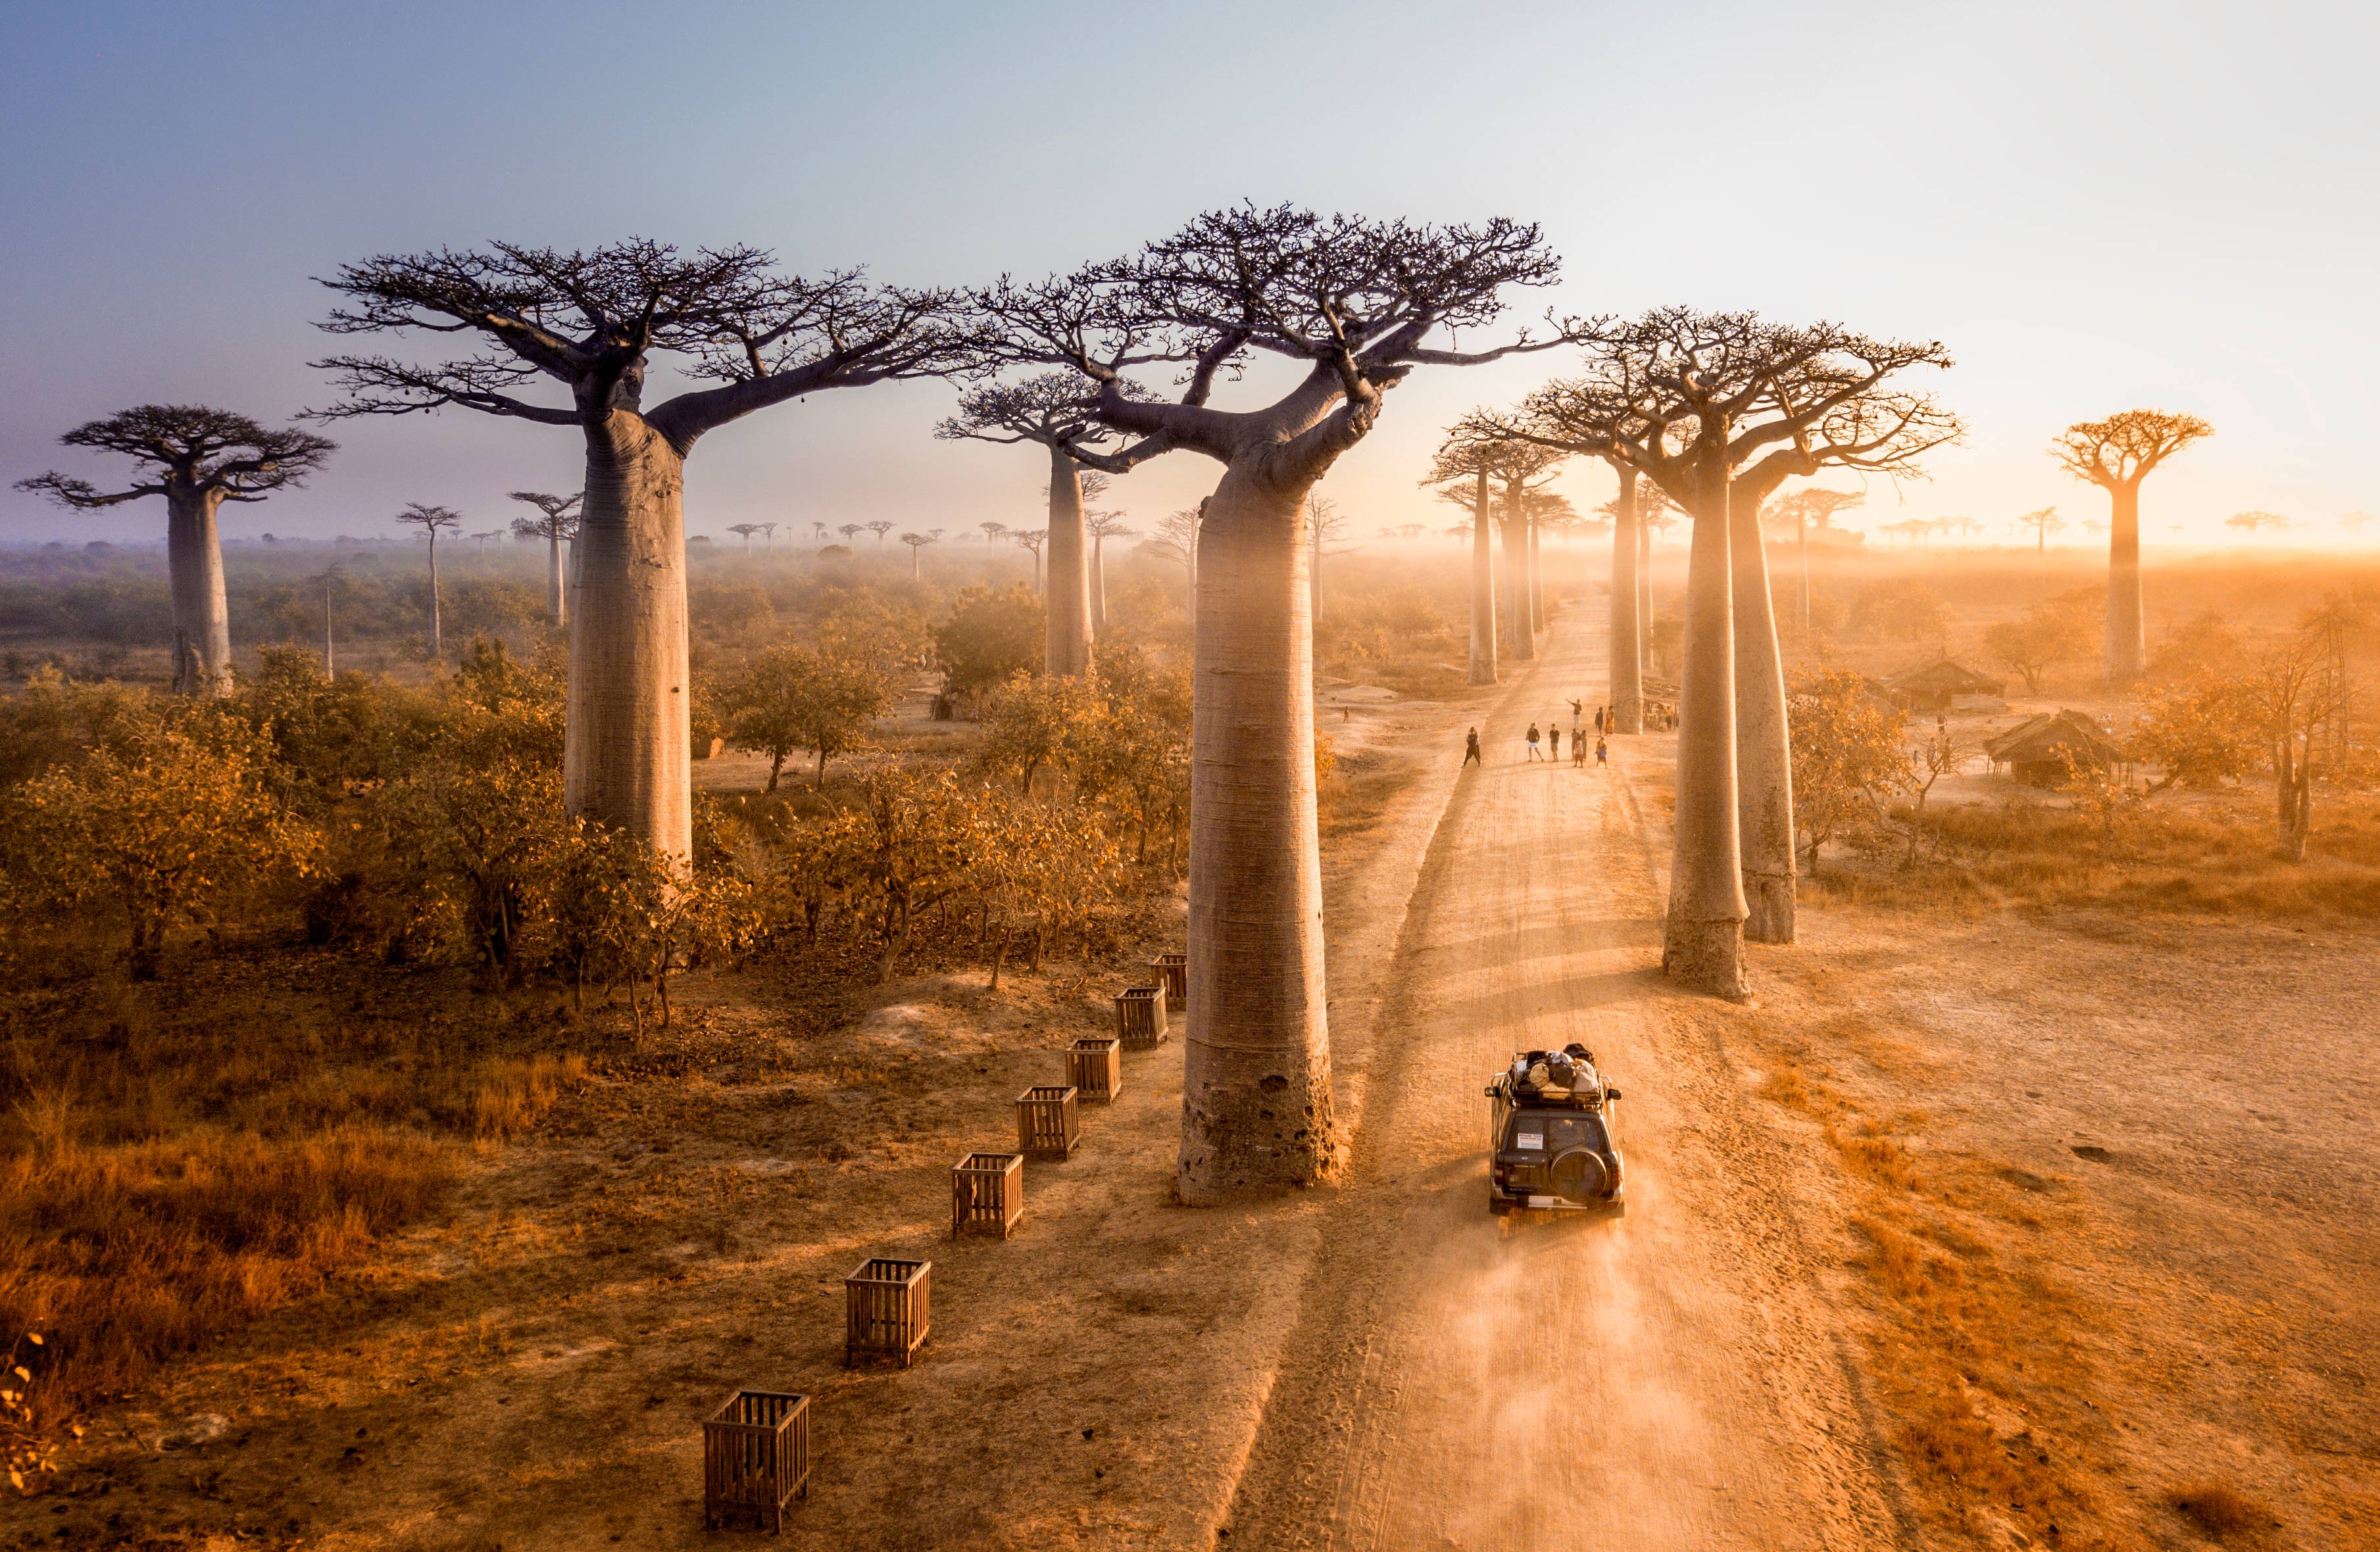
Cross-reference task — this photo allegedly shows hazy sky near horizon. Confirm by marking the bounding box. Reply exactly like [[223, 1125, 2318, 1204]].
[[4, 0, 2375, 552]]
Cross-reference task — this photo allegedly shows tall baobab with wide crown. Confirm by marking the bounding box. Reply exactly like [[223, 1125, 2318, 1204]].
[[1595, 462, 1650, 729], [508, 489, 582, 628], [973, 205, 1568, 1200], [1489, 310, 1957, 986], [1085, 507, 1135, 637], [937, 374, 1164, 674], [726, 521, 766, 551], [2050, 408, 2212, 684], [1010, 527, 1045, 593], [308, 239, 964, 860], [393, 502, 462, 655], [1426, 425, 1564, 672], [18, 405, 335, 696], [864, 519, 895, 546], [899, 529, 935, 577]]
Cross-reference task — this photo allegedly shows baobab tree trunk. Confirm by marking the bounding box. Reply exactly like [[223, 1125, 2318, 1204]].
[[2105, 481, 2145, 683], [426, 531, 444, 658], [324, 587, 335, 677], [1729, 485, 1796, 944], [1310, 519, 1325, 628], [1797, 516, 1812, 633], [1608, 468, 1643, 733], [1467, 470, 1498, 687], [546, 531, 568, 629], [566, 415, 693, 861], [1090, 531, 1108, 637], [1663, 468, 1748, 999], [1527, 517, 1545, 631], [165, 485, 234, 697], [1045, 447, 1093, 675], [1179, 466, 1336, 1203], [1637, 520, 1654, 671], [1499, 500, 1535, 662]]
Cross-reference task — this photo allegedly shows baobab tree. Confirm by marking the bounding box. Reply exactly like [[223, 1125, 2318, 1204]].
[[1307, 493, 1358, 625], [2225, 510, 2292, 537], [468, 527, 505, 558], [315, 563, 346, 675], [864, 519, 895, 546], [975, 205, 1568, 1199], [978, 520, 1008, 546], [810, 520, 829, 542], [1010, 527, 1045, 593], [938, 375, 1163, 673], [727, 521, 766, 550], [1153, 508, 1201, 618], [1422, 441, 1500, 686], [2050, 408, 2214, 684], [1488, 310, 1957, 984], [899, 529, 935, 577], [758, 521, 778, 548], [17, 404, 334, 696], [308, 239, 964, 858], [1766, 487, 1865, 633], [508, 489, 582, 627], [1427, 424, 1564, 673], [1085, 508, 1136, 637], [837, 523, 864, 545], [393, 502, 462, 655]]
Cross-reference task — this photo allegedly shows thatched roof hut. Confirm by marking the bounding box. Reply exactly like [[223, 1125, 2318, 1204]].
[[1887, 658, 2005, 711], [1984, 709, 2120, 787]]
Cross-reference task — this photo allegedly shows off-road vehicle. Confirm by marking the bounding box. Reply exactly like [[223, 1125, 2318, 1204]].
[[1485, 1043, 1625, 1216]]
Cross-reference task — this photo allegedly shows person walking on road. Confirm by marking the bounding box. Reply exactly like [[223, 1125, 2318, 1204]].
[[1462, 727, 1482, 767], [1572, 730, 1587, 766], [1549, 724, 1562, 761], [1594, 704, 1605, 735], [1595, 735, 1609, 767], [1525, 722, 1544, 761]]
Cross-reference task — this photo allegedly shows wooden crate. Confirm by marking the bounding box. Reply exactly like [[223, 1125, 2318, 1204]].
[[952, 1150, 1024, 1240], [845, 1257, 930, 1369], [1150, 951, 1188, 1008], [1016, 1084, 1081, 1159], [1068, 1036, 1122, 1104], [1114, 986, 1168, 1048], [703, 1388, 810, 1531]]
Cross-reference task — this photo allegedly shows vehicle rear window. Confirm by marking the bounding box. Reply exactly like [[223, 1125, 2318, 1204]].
[[1508, 1115, 1593, 1151]]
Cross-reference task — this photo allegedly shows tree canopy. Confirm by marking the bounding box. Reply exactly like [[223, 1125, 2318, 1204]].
[[18, 405, 335, 511]]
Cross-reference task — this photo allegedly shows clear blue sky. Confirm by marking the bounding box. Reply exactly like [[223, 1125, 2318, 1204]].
[[4, 0, 2374, 549]]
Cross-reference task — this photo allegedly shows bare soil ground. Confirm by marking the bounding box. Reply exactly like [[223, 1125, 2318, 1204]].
[[12, 597, 2374, 1550]]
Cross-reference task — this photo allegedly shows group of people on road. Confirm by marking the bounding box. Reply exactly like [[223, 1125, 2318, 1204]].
[[1462, 699, 1610, 770]]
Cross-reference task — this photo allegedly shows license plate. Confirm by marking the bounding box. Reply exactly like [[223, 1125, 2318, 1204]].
[[1526, 1195, 1562, 1209]]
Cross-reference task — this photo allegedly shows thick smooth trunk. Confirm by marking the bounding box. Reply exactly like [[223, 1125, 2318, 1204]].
[[1609, 468, 1643, 732], [1663, 468, 1748, 998], [165, 486, 233, 697], [1045, 448, 1093, 675], [547, 532, 567, 628], [2105, 481, 2144, 683], [1499, 505, 1535, 662], [1179, 467, 1335, 1201], [1091, 533, 1108, 636], [566, 415, 693, 860], [1310, 525, 1324, 628], [426, 535, 443, 657], [1729, 485, 1796, 943], [1467, 471, 1499, 686]]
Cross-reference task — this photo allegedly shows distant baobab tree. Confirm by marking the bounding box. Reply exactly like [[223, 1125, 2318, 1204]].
[[1938, 514, 1985, 541], [508, 489, 582, 627], [837, 523, 863, 545], [2050, 408, 2214, 684], [315, 563, 346, 675], [308, 238, 966, 860], [2012, 504, 2064, 580], [810, 520, 829, 543], [1010, 527, 1045, 593], [1487, 310, 1958, 984], [728, 521, 766, 550], [1424, 425, 1563, 684], [864, 519, 895, 545], [899, 530, 936, 577], [1766, 487, 1864, 632], [1152, 508, 1201, 618], [1085, 508, 1136, 637], [939, 375, 1165, 673], [17, 404, 335, 696], [975, 205, 1572, 1201], [470, 527, 506, 556], [2340, 510, 2375, 535], [758, 521, 778, 547], [1397, 523, 1426, 541], [393, 502, 463, 655], [2225, 510, 2291, 536], [979, 520, 1009, 545], [1308, 493, 1358, 625]]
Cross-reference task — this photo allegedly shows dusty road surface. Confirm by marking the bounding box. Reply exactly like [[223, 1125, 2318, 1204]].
[[1224, 606, 1908, 1551]]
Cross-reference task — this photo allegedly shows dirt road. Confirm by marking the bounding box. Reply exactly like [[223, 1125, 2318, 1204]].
[[1224, 603, 1910, 1551]]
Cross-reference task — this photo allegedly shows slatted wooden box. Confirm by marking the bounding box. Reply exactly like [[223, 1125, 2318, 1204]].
[[844, 1257, 930, 1369], [952, 1150, 1024, 1240], [1114, 986, 1168, 1048], [1068, 1036, 1123, 1103], [1016, 1084, 1081, 1159], [1150, 950, 1188, 1008], [703, 1388, 810, 1531]]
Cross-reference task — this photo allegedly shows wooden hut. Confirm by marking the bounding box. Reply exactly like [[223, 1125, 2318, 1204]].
[[1984, 709, 2120, 787], [1886, 658, 2005, 712]]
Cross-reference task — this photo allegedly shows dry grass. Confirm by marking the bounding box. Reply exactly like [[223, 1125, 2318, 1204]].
[[0, 941, 590, 1428], [2170, 1481, 2274, 1540], [1756, 1018, 2110, 1547], [1808, 794, 2380, 921]]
